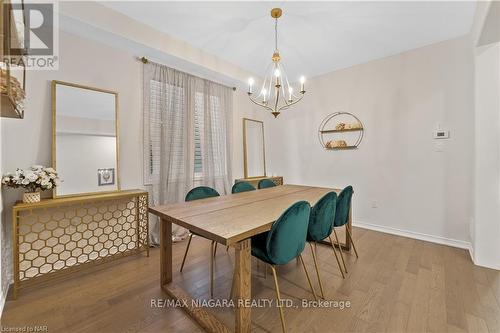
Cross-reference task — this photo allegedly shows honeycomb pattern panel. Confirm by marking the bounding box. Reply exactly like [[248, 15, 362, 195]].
[[14, 193, 149, 285]]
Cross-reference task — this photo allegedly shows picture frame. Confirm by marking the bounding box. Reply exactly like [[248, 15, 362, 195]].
[[98, 168, 115, 186]]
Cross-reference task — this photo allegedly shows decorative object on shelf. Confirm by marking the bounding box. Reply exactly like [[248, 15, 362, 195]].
[[98, 168, 115, 186], [318, 112, 364, 150], [11, 190, 149, 298], [247, 8, 306, 118], [1, 166, 60, 203], [325, 140, 348, 149], [1, 0, 27, 119]]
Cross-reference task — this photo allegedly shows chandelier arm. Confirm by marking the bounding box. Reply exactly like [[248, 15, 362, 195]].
[[248, 95, 275, 112], [277, 93, 305, 113]]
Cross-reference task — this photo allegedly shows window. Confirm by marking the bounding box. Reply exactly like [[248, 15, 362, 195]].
[[144, 80, 223, 184]]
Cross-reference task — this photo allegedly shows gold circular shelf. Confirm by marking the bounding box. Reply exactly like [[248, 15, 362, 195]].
[[318, 112, 364, 150]]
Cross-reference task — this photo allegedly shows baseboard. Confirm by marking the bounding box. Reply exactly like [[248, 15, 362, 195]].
[[468, 243, 475, 264], [353, 220, 471, 249]]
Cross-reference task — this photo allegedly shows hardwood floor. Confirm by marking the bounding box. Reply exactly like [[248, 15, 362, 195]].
[[2, 227, 499, 332]]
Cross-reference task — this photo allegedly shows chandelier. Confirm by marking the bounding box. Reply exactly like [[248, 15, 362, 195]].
[[247, 8, 306, 118]]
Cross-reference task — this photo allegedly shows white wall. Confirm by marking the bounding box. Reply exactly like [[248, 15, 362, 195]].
[[267, 36, 474, 245]]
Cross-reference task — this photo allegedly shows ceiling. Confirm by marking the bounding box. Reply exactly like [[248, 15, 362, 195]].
[[101, 1, 476, 80]]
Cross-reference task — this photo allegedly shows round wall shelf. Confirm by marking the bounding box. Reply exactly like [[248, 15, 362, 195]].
[[318, 112, 364, 150]]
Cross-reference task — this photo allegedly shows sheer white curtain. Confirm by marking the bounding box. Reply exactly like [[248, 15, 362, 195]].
[[143, 62, 233, 244]]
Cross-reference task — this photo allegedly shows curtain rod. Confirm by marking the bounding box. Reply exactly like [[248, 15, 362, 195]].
[[139, 56, 237, 91]]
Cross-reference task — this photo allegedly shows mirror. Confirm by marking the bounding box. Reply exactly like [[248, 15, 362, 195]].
[[52, 81, 119, 197], [243, 118, 266, 178]]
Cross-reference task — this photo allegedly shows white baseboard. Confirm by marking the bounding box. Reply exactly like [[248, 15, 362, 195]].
[[353, 220, 471, 249]]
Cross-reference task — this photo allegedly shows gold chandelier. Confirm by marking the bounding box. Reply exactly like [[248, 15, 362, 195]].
[[247, 8, 306, 118]]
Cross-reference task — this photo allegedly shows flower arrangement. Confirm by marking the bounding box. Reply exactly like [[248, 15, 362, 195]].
[[2, 166, 60, 202]]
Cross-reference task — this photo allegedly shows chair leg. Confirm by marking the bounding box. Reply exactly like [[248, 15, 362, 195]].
[[180, 234, 193, 272], [210, 241, 215, 298], [214, 243, 218, 258], [333, 228, 348, 273], [299, 254, 318, 301], [269, 265, 286, 333], [226, 246, 229, 252], [309, 242, 325, 299], [327, 235, 345, 279], [345, 225, 359, 258]]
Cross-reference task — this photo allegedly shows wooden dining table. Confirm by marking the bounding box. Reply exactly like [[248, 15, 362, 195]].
[[148, 184, 352, 333]]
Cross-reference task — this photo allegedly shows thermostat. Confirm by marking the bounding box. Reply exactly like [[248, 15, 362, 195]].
[[434, 130, 449, 139]]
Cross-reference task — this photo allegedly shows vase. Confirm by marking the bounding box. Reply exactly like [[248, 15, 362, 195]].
[[23, 192, 40, 204]]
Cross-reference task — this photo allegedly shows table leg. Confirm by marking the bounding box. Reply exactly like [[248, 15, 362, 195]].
[[234, 238, 251, 333], [160, 218, 172, 286]]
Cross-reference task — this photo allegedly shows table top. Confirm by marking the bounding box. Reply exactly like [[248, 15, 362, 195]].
[[149, 184, 338, 245]]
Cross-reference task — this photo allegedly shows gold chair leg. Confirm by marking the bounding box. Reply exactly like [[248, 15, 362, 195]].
[[299, 254, 318, 301], [226, 246, 229, 252], [210, 241, 215, 298], [180, 234, 193, 272], [345, 225, 359, 258], [269, 265, 286, 333], [333, 228, 348, 273], [309, 242, 325, 299], [327, 235, 345, 279], [214, 242, 218, 258]]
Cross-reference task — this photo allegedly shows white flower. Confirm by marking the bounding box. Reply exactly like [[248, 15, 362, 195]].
[[21, 178, 30, 185], [44, 167, 56, 173], [25, 172, 38, 182]]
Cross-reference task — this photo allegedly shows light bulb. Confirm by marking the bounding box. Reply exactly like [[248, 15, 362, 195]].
[[248, 78, 254, 94], [262, 88, 267, 102], [288, 87, 293, 94], [300, 76, 306, 93], [274, 69, 281, 77]]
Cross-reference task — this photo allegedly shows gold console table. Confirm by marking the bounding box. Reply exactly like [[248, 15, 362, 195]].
[[234, 176, 283, 188], [12, 190, 149, 298]]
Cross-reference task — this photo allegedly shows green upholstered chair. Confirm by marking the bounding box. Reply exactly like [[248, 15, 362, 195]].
[[251, 201, 317, 333], [330, 186, 358, 274], [231, 181, 256, 193], [258, 178, 277, 189], [306, 191, 345, 299], [181, 186, 220, 297]]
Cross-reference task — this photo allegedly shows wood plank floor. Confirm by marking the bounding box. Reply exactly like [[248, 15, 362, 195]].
[[2, 227, 499, 332]]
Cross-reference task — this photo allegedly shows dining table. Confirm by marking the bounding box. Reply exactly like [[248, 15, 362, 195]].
[[148, 184, 352, 333]]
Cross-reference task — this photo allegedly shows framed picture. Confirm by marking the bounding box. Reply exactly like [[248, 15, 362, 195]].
[[98, 168, 115, 186]]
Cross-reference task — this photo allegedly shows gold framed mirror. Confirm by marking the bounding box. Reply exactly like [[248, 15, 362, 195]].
[[243, 118, 266, 178], [52, 80, 120, 197]]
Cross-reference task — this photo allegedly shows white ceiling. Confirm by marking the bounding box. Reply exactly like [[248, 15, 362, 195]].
[[101, 1, 476, 80]]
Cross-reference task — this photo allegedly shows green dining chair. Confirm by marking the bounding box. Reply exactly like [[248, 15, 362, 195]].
[[251, 201, 317, 333], [306, 191, 345, 299], [330, 186, 358, 274], [181, 186, 220, 298], [231, 181, 256, 193], [258, 178, 276, 189]]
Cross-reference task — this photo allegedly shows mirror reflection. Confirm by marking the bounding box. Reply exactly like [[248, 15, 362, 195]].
[[243, 118, 266, 178], [53, 81, 119, 196]]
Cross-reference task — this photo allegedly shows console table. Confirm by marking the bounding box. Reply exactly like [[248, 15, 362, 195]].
[[11, 190, 149, 298], [234, 176, 283, 188]]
